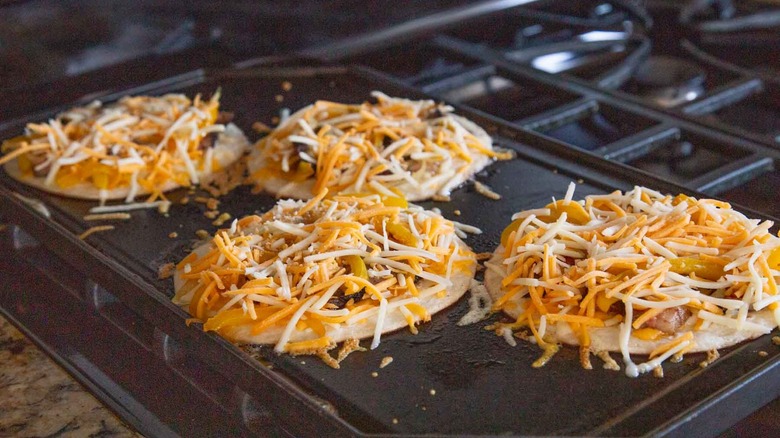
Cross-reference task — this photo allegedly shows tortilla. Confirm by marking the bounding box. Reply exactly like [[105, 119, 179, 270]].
[[485, 184, 780, 374], [247, 92, 508, 201], [485, 249, 777, 355], [1, 93, 249, 202], [172, 194, 477, 353]]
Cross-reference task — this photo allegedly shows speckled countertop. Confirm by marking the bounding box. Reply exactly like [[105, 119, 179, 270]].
[[0, 315, 141, 438]]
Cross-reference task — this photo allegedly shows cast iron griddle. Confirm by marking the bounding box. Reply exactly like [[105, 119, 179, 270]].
[[0, 66, 778, 436]]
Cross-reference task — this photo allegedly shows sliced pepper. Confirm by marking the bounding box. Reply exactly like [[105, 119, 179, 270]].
[[55, 168, 82, 188], [342, 188, 408, 209], [538, 200, 590, 225], [501, 200, 589, 246], [596, 293, 620, 313], [767, 247, 780, 270], [500, 217, 524, 247], [382, 188, 408, 209], [17, 153, 33, 174], [669, 257, 724, 281], [1, 135, 32, 153], [91, 164, 113, 189], [387, 221, 417, 247], [342, 255, 368, 294], [345, 254, 368, 280], [292, 161, 315, 181], [203, 308, 255, 332]]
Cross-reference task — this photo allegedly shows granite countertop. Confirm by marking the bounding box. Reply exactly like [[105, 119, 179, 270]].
[[0, 315, 140, 438]]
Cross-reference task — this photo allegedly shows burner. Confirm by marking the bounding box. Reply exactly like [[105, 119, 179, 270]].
[[632, 56, 707, 107]]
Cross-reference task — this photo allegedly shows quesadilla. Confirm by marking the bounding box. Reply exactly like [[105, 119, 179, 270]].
[[248, 91, 510, 201], [0, 92, 248, 203], [485, 184, 779, 376], [173, 191, 478, 356]]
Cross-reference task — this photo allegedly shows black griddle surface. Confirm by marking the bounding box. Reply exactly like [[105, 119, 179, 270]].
[[1, 66, 778, 436]]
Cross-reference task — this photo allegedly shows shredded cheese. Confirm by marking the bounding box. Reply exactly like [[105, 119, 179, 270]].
[[78, 225, 115, 240]]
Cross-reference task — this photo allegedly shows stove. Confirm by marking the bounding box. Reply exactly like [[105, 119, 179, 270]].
[[2, 1, 780, 437]]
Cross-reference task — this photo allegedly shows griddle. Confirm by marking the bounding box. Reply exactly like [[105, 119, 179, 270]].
[[1, 62, 779, 437]]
